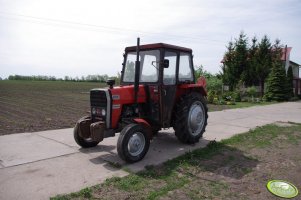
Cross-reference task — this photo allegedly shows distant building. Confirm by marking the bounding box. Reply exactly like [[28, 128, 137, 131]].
[[282, 47, 301, 95]]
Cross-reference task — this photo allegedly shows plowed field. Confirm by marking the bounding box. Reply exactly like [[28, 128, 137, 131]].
[[0, 80, 104, 135]]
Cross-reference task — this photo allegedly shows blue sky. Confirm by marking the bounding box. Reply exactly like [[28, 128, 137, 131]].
[[0, 0, 300, 79]]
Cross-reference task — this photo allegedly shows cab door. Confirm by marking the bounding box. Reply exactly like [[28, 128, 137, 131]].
[[160, 51, 178, 128]]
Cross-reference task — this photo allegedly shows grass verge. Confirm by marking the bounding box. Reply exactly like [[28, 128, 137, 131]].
[[208, 101, 277, 112]]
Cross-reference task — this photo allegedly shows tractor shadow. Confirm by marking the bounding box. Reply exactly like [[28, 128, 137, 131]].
[[81, 130, 259, 179], [80, 130, 208, 171], [135, 141, 259, 180]]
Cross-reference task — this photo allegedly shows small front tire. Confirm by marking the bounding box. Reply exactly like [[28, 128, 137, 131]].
[[74, 116, 99, 148], [117, 124, 150, 163]]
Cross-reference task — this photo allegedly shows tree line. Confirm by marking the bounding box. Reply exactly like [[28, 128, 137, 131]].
[[221, 31, 294, 101], [6, 74, 120, 83]]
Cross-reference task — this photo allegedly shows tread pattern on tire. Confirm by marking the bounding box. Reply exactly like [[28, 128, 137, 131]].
[[74, 116, 99, 148], [117, 123, 150, 163], [173, 92, 208, 144]]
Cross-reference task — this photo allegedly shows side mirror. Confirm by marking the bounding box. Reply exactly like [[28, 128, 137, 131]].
[[163, 59, 169, 68]]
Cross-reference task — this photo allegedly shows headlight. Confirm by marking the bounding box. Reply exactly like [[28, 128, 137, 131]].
[[92, 107, 106, 116], [92, 107, 96, 115], [101, 109, 106, 116]]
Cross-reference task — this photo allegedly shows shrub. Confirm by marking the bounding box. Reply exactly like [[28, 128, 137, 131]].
[[219, 99, 226, 105], [221, 91, 241, 102], [226, 101, 236, 105], [232, 91, 241, 102], [289, 96, 300, 102], [246, 86, 257, 102], [213, 97, 219, 105], [222, 91, 231, 101], [207, 91, 215, 104], [206, 76, 223, 95]]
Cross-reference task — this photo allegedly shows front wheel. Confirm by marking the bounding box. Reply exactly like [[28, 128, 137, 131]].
[[174, 92, 208, 144], [117, 124, 150, 163], [74, 116, 100, 148]]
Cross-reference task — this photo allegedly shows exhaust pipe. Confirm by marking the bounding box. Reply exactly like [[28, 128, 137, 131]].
[[134, 37, 140, 103]]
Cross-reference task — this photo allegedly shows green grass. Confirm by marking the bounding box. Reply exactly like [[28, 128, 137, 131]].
[[51, 122, 301, 200], [225, 123, 301, 149], [232, 101, 276, 108], [50, 187, 93, 200], [146, 176, 189, 200], [208, 101, 277, 112], [108, 174, 146, 191]]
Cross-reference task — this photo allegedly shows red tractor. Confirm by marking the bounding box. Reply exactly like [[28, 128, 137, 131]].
[[74, 39, 208, 163]]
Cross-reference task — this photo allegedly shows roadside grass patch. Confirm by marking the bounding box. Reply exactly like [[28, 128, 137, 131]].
[[225, 123, 301, 150], [51, 123, 301, 200], [106, 160, 122, 169], [50, 187, 93, 200], [107, 174, 146, 191], [208, 101, 277, 112]]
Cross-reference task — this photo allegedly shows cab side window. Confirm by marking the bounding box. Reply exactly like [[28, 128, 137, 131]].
[[163, 51, 177, 85], [178, 52, 193, 82]]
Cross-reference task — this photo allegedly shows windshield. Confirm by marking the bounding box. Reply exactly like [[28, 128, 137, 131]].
[[123, 50, 160, 83]]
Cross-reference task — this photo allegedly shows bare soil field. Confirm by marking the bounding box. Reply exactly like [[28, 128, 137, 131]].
[[0, 80, 104, 135]]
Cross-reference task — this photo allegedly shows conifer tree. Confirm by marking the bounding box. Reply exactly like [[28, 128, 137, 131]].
[[222, 41, 235, 90], [222, 31, 248, 90], [265, 40, 289, 101], [242, 36, 258, 86], [255, 35, 272, 97]]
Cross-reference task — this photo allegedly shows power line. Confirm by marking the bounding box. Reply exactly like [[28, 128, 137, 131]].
[[0, 11, 225, 44]]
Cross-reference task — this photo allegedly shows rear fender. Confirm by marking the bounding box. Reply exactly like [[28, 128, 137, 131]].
[[177, 84, 207, 98], [192, 86, 207, 97]]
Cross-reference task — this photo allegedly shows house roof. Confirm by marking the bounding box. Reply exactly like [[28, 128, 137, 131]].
[[289, 60, 301, 67]]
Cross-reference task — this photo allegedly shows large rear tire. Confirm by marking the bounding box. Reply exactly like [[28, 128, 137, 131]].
[[117, 124, 150, 163], [174, 92, 208, 144], [74, 116, 99, 148]]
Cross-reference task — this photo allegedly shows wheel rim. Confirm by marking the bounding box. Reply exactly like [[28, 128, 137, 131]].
[[188, 101, 205, 136], [127, 132, 145, 157]]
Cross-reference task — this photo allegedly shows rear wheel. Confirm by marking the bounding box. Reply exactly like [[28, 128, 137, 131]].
[[74, 116, 99, 148], [117, 124, 150, 163], [174, 92, 208, 144]]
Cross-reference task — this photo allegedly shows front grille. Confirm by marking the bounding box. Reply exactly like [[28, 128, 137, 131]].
[[90, 90, 107, 107], [90, 89, 111, 127]]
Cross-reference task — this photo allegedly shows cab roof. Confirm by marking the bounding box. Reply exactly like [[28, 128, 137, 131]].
[[125, 43, 192, 53]]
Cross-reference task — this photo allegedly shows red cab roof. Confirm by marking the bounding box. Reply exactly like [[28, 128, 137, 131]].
[[125, 43, 192, 52]]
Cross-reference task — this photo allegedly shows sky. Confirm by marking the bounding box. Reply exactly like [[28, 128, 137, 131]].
[[0, 0, 300, 79]]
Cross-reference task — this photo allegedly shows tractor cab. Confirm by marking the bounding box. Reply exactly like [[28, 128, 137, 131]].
[[74, 39, 208, 163], [121, 43, 199, 128]]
